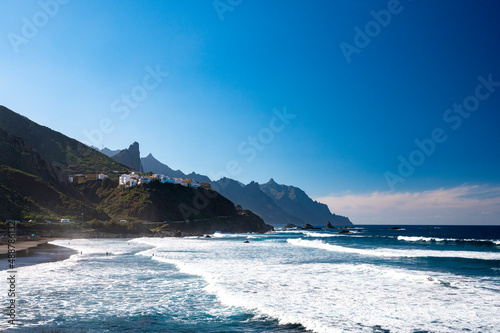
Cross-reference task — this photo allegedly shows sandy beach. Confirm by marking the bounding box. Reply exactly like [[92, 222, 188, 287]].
[[0, 237, 70, 255], [0, 237, 77, 271]]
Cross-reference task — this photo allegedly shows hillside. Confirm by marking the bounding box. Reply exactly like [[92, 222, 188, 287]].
[[100, 144, 354, 227], [0, 165, 108, 221], [0, 106, 126, 174], [83, 178, 236, 222], [0, 127, 67, 187], [0, 107, 273, 233], [0, 127, 108, 220]]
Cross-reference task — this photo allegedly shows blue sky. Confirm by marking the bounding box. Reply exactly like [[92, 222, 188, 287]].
[[1, 0, 500, 224]]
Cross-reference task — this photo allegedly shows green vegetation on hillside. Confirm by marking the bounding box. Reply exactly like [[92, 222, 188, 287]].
[[81, 178, 238, 222], [0, 165, 109, 221], [0, 106, 273, 234], [0, 106, 127, 174]]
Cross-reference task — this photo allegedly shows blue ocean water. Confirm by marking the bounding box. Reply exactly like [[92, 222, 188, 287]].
[[2, 225, 499, 332]]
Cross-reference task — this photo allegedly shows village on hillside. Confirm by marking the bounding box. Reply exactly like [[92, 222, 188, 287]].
[[69, 172, 211, 190]]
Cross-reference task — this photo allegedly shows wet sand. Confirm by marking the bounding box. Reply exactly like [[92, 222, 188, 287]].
[[0, 238, 76, 271], [0, 237, 69, 255]]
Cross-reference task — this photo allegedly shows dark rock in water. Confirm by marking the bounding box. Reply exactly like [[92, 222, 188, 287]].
[[339, 229, 351, 234], [302, 223, 321, 230], [204, 235, 211, 238], [326, 221, 340, 229], [283, 223, 297, 229], [391, 227, 402, 230], [243, 240, 250, 243]]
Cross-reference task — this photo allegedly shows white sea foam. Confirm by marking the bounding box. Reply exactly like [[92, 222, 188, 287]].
[[397, 236, 452, 242], [275, 230, 305, 234], [275, 229, 364, 238], [48, 238, 137, 256], [8, 237, 499, 333], [303, 231, 341, 238], [211, 232, 247, 238], [288, 238, 500, 260], [134, 237, 500, 333], [398, 235, 500, 245], [2, 239, 242, 332], [464, 238, 500, 245]]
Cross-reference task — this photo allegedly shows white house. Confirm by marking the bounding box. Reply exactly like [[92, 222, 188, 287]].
[[98, 173, 108, 180], [161, 177, 175, 184], [130, 172, 141, 179], [119, 173, 179, 188], [119, 174, 131, 186], [138, 177, 152, 185]]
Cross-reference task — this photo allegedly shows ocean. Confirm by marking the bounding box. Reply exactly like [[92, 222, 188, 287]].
[[3, 225, 500, 332]]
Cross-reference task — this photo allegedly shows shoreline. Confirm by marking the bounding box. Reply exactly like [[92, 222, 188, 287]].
[[0, 237, 70, 255], [0, 241, 77, 271]]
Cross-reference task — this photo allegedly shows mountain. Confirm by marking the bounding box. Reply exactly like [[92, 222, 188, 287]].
[[185, 172, 212, 184], [81, 177, 269, 229], [140, 153, 211, 183], [0, 106, 125, 174], [0, 106, 273, 233], [212, 178, 303, 226], [99, 147, 121, 157], [0, 127, 108, 220], [137, 150, 353, 226], [0, 127, 68, 187], [100, 145, 353, 227], [260, 178, 352, 226], [0, 165, 108, 221], [140, 153, 186, 178], [109, 142, 143, 172]]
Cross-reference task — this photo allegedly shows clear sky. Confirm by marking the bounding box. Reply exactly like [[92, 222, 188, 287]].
[[1, 0, 500, 224]]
